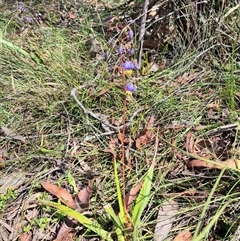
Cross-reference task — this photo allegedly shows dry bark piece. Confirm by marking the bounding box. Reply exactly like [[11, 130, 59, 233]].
[[0, 171, 26, 195]]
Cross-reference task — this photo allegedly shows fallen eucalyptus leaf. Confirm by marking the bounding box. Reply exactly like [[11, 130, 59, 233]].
[[154, 200, 179, 241], [1, 126, 26, 143]]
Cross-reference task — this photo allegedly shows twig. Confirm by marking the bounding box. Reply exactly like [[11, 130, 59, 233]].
[[206, 123, 239, 136], [71, 88, 144, 131], [137, 0, 149, 68]]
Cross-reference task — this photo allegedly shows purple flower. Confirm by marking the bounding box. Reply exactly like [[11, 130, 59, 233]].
[[129, 48, 134, 56], [128, 30, 134, 40], [129, 19, 135, 25], [18, 5, 25, 13], [118, 46, 124, 55], [26, 16, 32, 23], [122, 61, 134, 70], [125, 83, 137, 93], [104, 51, 110, 61], [108, 67, 113, 73]]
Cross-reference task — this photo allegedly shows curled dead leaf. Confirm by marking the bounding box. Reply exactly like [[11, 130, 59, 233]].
[[40, 181, 76, 209], [185, 131, 195, 153], [75, 180, 93, 210], [188, 159, 240, 170], [187, 159, 214, 168], [125, 182, 143, 209], [173, 230, 192, 241], [55, 221, 75, 241]]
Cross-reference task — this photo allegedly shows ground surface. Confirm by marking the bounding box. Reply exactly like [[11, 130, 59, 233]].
[[0, 0, 240, 240]]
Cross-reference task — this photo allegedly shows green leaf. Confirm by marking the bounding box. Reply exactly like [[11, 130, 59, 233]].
[[0, 38, 30, 57], [67, 171, 78, 194], [114, 159, 126, 224], [40, 200, 113, 241], [105, 203, 124, 229], [104, 204, 125, 241], [132, 163, 155, 239]]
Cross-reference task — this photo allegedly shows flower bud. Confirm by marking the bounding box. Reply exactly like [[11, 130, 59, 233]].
[[128, 30, 134, 40]]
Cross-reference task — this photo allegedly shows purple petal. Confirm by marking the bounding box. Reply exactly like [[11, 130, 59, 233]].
[[104, 51, 110, 61], [128, 30, 134, 40], [126, 83, 137, 92], [129, 19, 135, 24], [118, 46, 124, 55], [129, 48, 134, 56], [26, 16, 32, 23], [122, 61, 134, 70]]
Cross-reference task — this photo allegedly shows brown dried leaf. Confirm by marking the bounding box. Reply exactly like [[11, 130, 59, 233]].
[[19, 232, 32, 241], [188, 159, 240, 170], [135, 130, 154, 149], [147, 116, 155, 129], [220, 159, 240, 169], [135, 116, 155, 149], [125, 182, 143, 208], [185, 132, 195, 153], [174, 230, 192, 241], [97, 88, 109, 97], [75, 180, 93, 210], [187, 159, 215, 168], [40, 181, 76, 209], [117, 132, 124, 143], [207, 102, 219, 110], [154, 200, 179, 241], [1, 126, 26, 143], [55, 222, 75, 241]]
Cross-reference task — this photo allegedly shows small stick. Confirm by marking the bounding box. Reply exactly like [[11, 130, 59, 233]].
[[137, 0, 149, 68]]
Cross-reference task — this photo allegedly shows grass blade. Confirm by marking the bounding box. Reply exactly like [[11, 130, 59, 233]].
[[40, 199, 113, 241], [0, 38, 30, 57], [114, 159, 126, 225], [132, 131, 158, 240], [132, 164, 154, 225], [104, 204, 125, 241]]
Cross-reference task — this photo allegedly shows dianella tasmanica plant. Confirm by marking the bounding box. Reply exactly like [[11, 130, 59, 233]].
[[40, 15, 157, 241]]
